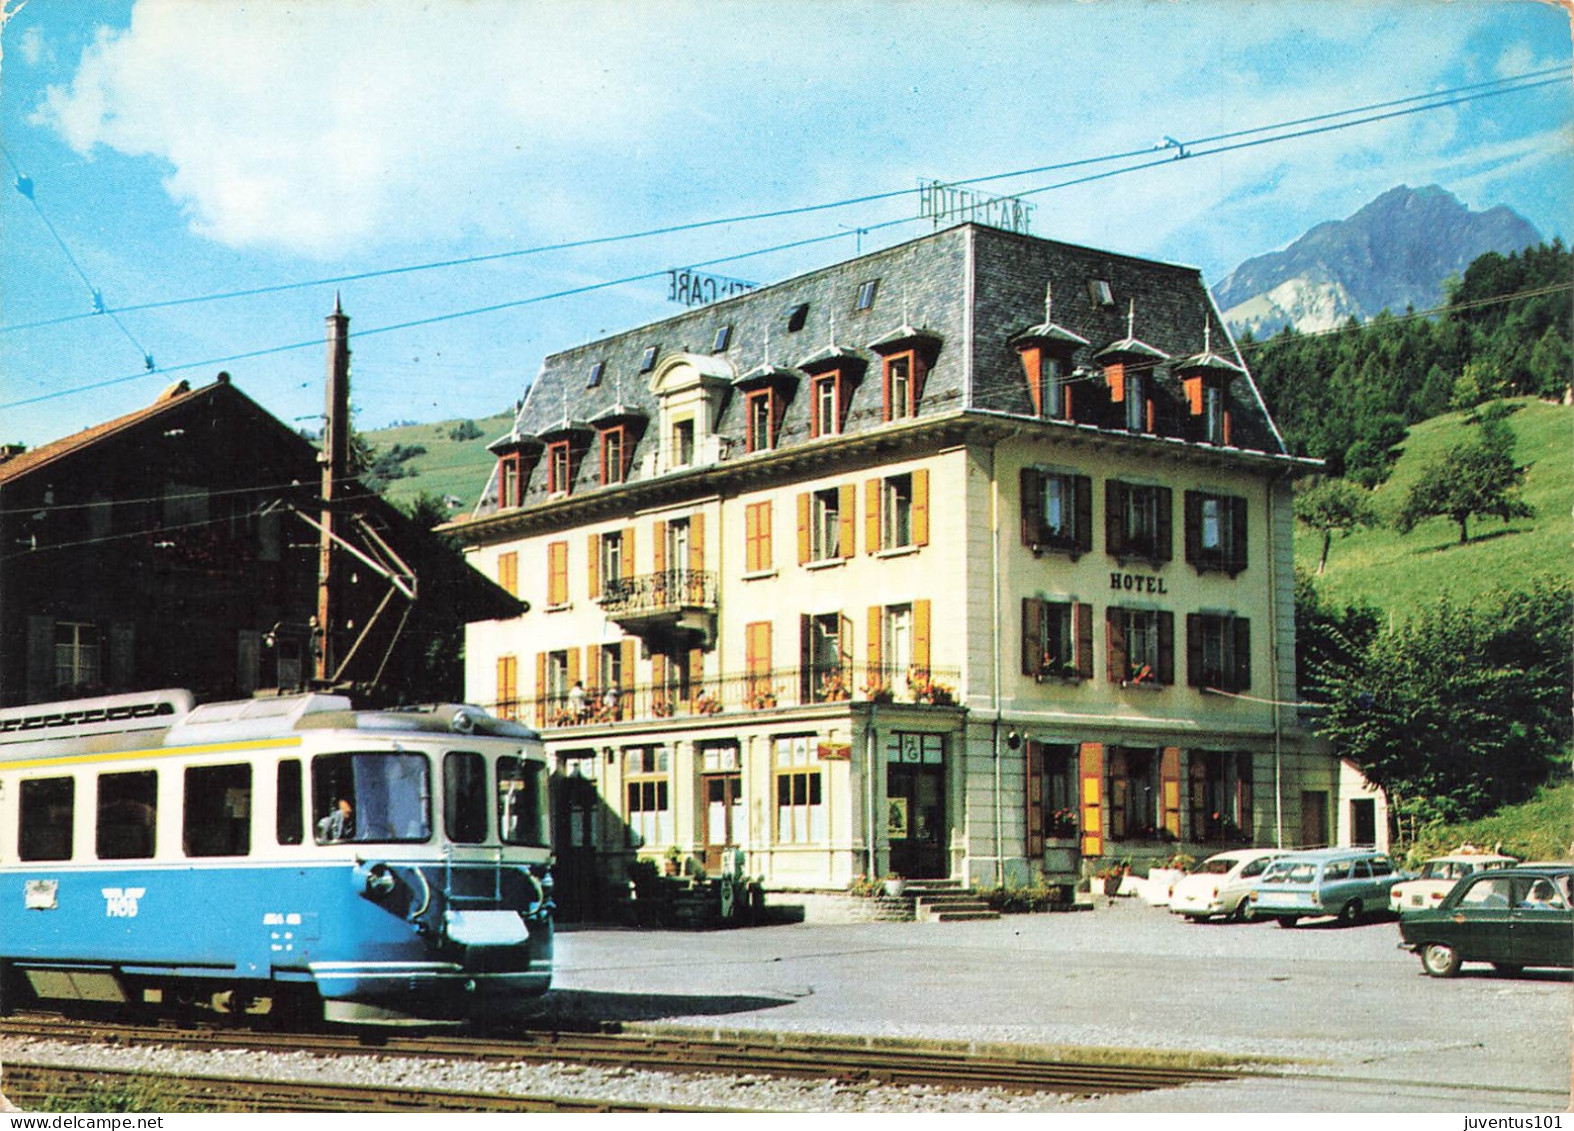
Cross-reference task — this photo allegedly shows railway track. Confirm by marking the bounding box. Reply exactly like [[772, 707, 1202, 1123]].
[[0, 1012, 1241, 1100]]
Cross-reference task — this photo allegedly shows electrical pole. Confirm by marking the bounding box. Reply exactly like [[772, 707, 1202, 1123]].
[[316, 295, 350, 685]]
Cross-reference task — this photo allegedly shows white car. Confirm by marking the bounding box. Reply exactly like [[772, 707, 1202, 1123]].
[[1389, 851, 1519, 915], [1169, 849, 1289, 922]]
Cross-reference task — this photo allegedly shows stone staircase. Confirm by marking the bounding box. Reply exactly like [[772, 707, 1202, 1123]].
[[904, 879, 1000, 922]]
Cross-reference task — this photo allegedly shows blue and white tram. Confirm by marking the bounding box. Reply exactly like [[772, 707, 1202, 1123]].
[[0, 689, 554, 1026]]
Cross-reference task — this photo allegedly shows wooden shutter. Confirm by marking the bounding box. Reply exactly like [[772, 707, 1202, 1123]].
[[745, 503, 761, 572], [1026, 741, 1045, 857], [1230, 496, 1249, 574], [689, 645, 705, 689], [1161, 746, 1182, 838], [1105, 481, 1126, 558], [1157, 611, 1175, 685], [746, 621, 772, 679], [867, 606, 883, 674], [1021, 598, 1044, 676], [1073, 475, 1093, 555], [1184, 374, 1204, 415], [652, 520, 667, 574], [690, 512, 705, 573], [1233, 617, 1252, 692], [1021, 468, 1044, 546], [586, 644, 602, 698], [587, 534, 600, 597], [496, 655, 517, 720], [1155, 487, 1174, 562], [1186, 613, 1204, 688], [1105, 607, 1126, 683], [1105, 360, 1126, 403], [1183, 491, 1201, 567], [839, 613, 855, 681], [1019, 345, 1044, 415], [567, 647, 581, 688], [799, 613, 814, 701], [533, 653, 546, 725], [547, 541, 568, 606], [1079, 743, 1104, 858], [913, 599, 931, 676], [1075, 602, 1094, 680], [620, 639, 636, 719], [623, 527, 635, 578], [865, 478, 882, 554], [912, 468, 930, 547], [797, 492, 811, 565], [838, 483, 857, 559], [651, 653, 667, 707]]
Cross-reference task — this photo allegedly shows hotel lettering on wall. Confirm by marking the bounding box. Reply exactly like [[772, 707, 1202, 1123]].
[[1111, 572, 1168, 595], [667, 269, 759, 308], [919, 179, 1034, 235]]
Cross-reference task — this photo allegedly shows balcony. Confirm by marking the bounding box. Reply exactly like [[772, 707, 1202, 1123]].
[[498, 663, 962, 730], [599, 569, 717, 644]]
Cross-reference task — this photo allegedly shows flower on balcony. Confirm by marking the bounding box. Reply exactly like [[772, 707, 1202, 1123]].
[[651, 695, 674, 718], [819, 671, 850, 701], [1047, 808, 1078, 839], [907, 668, 955, 706], [691, 689, 723, 715], [747, 687, 778, 710], [1037, 654, 1080, 682], [862, 678, 894, 704]]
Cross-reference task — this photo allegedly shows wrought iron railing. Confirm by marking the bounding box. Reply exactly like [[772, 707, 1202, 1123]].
[[494, 662, 962, 729], [598, 569, 717, 616]]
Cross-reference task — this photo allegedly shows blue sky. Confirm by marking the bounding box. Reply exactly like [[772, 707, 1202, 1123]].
[[2, 0, 1569, 450]]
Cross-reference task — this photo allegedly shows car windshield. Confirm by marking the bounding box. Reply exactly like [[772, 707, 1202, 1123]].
[[1194, 858, 1236, 875], [1262, 860, 1317, 884], [1421, 861, 1464, 879]]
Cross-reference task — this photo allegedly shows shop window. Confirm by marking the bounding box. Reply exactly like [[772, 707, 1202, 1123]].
[[1021, 598, 1092, 681], [1106, 606, 1173, 686], [1186, 613, 1251, 693], [625, 746, 671, 847], [443, 751, 488, 845], [557, 752, 599, 850], [1021, 468, 1092, 557], [773, 736, 825, 843], [1106, 481, 1172, 564], [97, 770, 157, 860], [19, 776, 74, 862], [1184, 491, 1248, 575], [183, 763, 252, 857]]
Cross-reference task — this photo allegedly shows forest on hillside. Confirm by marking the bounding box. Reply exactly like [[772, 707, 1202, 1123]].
[[1243, 239, 1571, 483]]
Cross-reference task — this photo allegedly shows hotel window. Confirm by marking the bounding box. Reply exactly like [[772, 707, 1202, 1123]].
[[1187, 613, 1251, 693], [812, 373, 841, 438], [1021, 598, 1093, 681], [1106, 607, 1174, 686], [546, 540, 569, 606], [1024, 742, 1079, 853], [1106, 481, 1172, 564], [1020, 468, 1092, 557], [855, 279, 879, 311], [546, 440, 572, 495], [773, 736, 825, 844], [807, 487, 843, 561], [882, 352, 923, 421], [866, 470, 930, 553], [745, 500, 773, 573], [746, 388, 778, 453], [596, 530, 625, 597], [55, 621, 101, 690], [801, 612, 851, 702], [624, 746, 671, 847], [497, 551, 518, 597], [745, 621, 774, 703], [1184, 491, 1248, 576], [600, 426, 627, 486], [883, 475, 912, 548], [1107, 747, 1161, 840], [1190, 751, 1253, 842]]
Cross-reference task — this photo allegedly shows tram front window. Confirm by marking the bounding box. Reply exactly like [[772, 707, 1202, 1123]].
[[496, 755, 549, 848], [312, 752, 431, 844]]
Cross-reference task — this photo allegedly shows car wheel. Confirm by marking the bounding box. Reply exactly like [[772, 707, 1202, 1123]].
[[1232, 899, 1254, 923], [1421, 942, 1461, 977], [1338, 899, 1363, 926], [1276, 915, 1299, 929], [1491, 963, 1524, 977]]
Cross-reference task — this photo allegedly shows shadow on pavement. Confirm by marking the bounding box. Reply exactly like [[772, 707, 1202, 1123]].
[[511, 987, 796, 1029]]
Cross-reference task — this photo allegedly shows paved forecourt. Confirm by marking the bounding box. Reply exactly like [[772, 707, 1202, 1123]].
[[534, 897, 1571, 1112]]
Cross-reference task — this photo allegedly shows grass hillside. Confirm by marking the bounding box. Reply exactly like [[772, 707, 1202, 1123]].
[[1404, 782, 1573, 864], [1294, 397, 1572, 619], [362, 410, 514, 516]]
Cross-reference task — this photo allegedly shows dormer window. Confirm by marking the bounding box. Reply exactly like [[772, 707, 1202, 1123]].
[[639, 345, 660, 373], [649, 352, 732, 474], [881, 350, 928, 422], [1124, 369, 1149, 433], [587, 361, 605, 388], [671, 418, 695, 467], [855, 279, 879, 312], [712, 325, 732, 353], [1010, 285, 1086, 422], [812, 371, 844, 438], [600, 426, 628, 486], [786, 303, 809, 332], [499, 452, 523, 508], [1089, 280, 1115, 308], [746, 388, 780, 453], [546, 440, 572, 495]]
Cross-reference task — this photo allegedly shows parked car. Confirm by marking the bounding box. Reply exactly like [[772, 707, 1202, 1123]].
[[1389, 849, 1519, 915], [1399, 866, 1573, 977], [1170, 849, 1289, 922], [1246, 848, 1410, 927]]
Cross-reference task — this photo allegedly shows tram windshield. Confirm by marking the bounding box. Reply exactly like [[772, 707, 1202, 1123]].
[[496, 754, 549, 848], [312, 752, 431, 844]]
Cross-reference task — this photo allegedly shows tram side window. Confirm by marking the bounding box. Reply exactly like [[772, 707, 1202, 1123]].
[[444, 752, 488, 844], [312, 752, 431, 844], [97, 770, 157, 860], [276, 759, 304, 846], [496, 755, 549, 848], [19, 777, 75, 861], [183, 763, 252, 857]]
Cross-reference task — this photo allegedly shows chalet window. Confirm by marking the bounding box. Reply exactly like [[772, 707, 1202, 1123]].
[[1106, 606, 1174, 686], [546, 440, 572, 495], [600, 426, 627, 486], [746, 388, 778, 453], [1106, 481, 1172, 564], [19, 776, 74, 862], [1021, 469, 1093, 557], [1187, 613, 1251, 693], [183, 763, 252, 857], [1184, 491, 1248, 575], [1021, 598, 1093, 681]]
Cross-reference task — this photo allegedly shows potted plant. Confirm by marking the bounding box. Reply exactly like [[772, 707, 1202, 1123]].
[[883, 873, 907, 898], [1095, 861, 1128, 897], [664, 845, 682, 877]]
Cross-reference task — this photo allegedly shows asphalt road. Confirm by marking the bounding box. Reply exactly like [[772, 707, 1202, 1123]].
[[536, 896, 1572, 1112]]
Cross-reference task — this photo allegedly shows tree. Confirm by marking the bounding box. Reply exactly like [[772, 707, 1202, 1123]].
[[1314, 579, 1572, 832], [1293, 569, 1379, 702], [1394, 415, 1534, 544], [1294, 479, 1379, 574]]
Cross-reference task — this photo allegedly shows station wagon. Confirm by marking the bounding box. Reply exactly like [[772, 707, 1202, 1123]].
[[1246, 848, 1409, 927]]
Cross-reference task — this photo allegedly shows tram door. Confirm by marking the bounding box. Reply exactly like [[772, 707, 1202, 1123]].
[[552, 753, 601, 922], [700, 743, 742, 872], [885, 733, 946, 879]]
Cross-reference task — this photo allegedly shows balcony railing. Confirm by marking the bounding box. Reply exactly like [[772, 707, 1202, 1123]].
[[598, 569, 717, 617], [497, 662, 961, 730]]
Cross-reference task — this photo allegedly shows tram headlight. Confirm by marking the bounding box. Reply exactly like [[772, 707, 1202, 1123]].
[[353, 860, 397, 900]]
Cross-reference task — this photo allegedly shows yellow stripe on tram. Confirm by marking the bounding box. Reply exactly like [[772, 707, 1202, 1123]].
[[2, 735, 304, 772]]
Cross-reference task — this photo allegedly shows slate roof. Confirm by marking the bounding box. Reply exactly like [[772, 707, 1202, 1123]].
[[483, 223, 1287, 512]]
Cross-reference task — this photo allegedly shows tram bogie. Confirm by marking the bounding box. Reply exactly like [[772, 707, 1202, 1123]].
[[0, 690, 554, 1026]]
